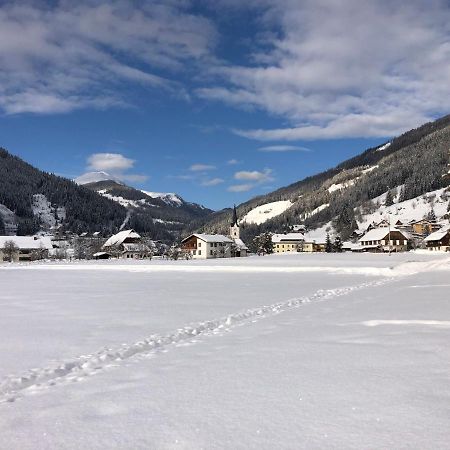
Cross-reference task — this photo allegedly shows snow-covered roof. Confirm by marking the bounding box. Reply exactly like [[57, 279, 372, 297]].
[[103, 229, 141, 247], [0, 236, 53, 250], [424, 229, 450, 242], [233, 238, 248, 250], [272, 233, 305, 243], [183, 234, 233, 243], [359, 228, 409, 242]]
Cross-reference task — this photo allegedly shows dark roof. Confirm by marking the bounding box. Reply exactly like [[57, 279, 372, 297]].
[[231, 204, 238, 226]]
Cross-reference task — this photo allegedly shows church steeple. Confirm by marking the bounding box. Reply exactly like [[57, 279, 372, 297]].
[[229, 205, 240, 239], [231, 204, 238, 227]]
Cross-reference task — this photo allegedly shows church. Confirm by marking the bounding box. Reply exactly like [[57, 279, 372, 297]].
[[180, 205, 248, 259], [229, 205, 249, 257]]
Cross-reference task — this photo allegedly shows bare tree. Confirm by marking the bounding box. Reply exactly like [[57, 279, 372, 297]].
[[2, 240, 19, 262]]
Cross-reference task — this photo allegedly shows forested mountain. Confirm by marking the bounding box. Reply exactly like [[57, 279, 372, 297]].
[[82, 179, 213, 238], [0, 148, 127, 235], [195, 115, 450, 242], [0, 148, 213, 240]]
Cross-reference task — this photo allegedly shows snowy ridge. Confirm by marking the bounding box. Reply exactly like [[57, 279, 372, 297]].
[[141, 190, 183, 206], [0, 278, 391, 404]]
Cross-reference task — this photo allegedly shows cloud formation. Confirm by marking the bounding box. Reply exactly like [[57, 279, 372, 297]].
[[199, 0, 450, 140], [258, 145, 311, 152], [81, 152, 148, 183], [0, 1, 216, 114], [228, 168, 274, 192], [189, 163, 216, 171], [201, 177, 225, 186]]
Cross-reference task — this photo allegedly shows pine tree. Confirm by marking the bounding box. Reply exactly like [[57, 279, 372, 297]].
[[325, 233, 333, 253], [427, 208, 437, 222], [385, 189, 394, 206], [333, 235, 343, 252]]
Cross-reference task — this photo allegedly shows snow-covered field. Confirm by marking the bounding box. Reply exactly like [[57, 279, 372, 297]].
[[242, 200, 293, 225], [1, 253, 450, 449]]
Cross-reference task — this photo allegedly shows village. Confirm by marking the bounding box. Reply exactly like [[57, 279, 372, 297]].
[[1, 202, 449, 263]]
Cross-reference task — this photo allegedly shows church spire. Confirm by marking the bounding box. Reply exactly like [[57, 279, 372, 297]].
[[231, 204, 238, 227]]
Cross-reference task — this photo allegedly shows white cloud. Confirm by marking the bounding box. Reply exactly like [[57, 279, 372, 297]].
[[258, 145, 311, 152], [88, 153, 135, 171], [234, 168, 274, 183], [189, 163, 216, 171], [0, 1, 216, 114], [227, 159, 240, 165], [198, 0, 450, 140], [79, 152, 148, 184], [227, 183, 254, 192], [201, 177, 225, 186]]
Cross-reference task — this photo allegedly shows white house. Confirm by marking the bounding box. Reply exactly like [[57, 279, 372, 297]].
[[358, 228, 410, 252], [181, 233, 234, 259], [103, 229, 152, 259], [0, 235, 53, 262]]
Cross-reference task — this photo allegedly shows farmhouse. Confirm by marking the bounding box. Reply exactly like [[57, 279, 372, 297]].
[[181, 234, 233, 259], [359, 228, 410, 252], [0, 235, 53, 262], [424, 228, 450, 251], [272, 233, 305, 253], [102, 229, 152, 259]]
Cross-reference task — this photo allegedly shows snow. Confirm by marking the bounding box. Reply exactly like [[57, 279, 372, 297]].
[[103, 229, 141, 247], [1, 253, 450, 449], [306, 203, 329, 218], [74, 171, 123, 185], [0, 204, 17, 235], [358, 187, 450, 230], [31, 194, 65, 229], [141, 190, 184, 206], [0, 235, 53, 250], [186, 233, 233, 243], [242, 200, 293, 225], [328, 180, 355, 193], [376, 142, 391, 152], [272, 232, 304, 243], [424, 228, 450, 242], [97, 190, 142, 208], [358, 227, 409, 242]]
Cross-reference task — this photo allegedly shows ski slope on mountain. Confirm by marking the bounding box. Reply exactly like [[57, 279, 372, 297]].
[[1, 254, 449, 449], [242, 200, 293, 225]]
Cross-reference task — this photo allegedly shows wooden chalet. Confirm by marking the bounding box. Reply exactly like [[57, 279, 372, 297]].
[[358, 228, 410, 252], [424, 228, 450, 252]]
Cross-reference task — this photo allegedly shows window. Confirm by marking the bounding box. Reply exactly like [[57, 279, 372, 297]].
[[198, 242, 202, 247], [210, 250, 213, 255], [198, 250, 201, 255], [193, 250, 196, 255]]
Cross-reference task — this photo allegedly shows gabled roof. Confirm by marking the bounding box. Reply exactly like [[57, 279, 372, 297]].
[[103, 229, 141, 247], [0, 235, 53, 250], [272, 232, 305, 243], [359, 227, 410, 242], [233, 238, 248, 250], [424, 229, 450, 242], [182, 233, 233, 243]]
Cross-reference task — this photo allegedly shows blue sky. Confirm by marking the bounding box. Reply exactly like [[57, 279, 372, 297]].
[[0, 1, 449, 210]]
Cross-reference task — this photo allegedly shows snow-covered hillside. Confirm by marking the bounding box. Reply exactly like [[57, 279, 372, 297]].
[[141, 190, 184, 206], [242, 200, 293, 225], [1, 254, 449, 448], [357, 187, 449, 229]]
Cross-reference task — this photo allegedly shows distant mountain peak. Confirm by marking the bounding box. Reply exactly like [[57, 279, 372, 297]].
[[74, 171, 124, 185]]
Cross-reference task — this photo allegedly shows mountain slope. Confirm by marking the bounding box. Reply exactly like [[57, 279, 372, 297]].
[[82, 179, 213, 236], [196, 115, 450, 241], [0, 148, 127, 235]]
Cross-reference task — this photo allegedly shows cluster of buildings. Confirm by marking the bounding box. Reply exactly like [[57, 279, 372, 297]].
[[353, 218, 450, 252], [180, 206, 248, 259], [2, 207, 449, 263]]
